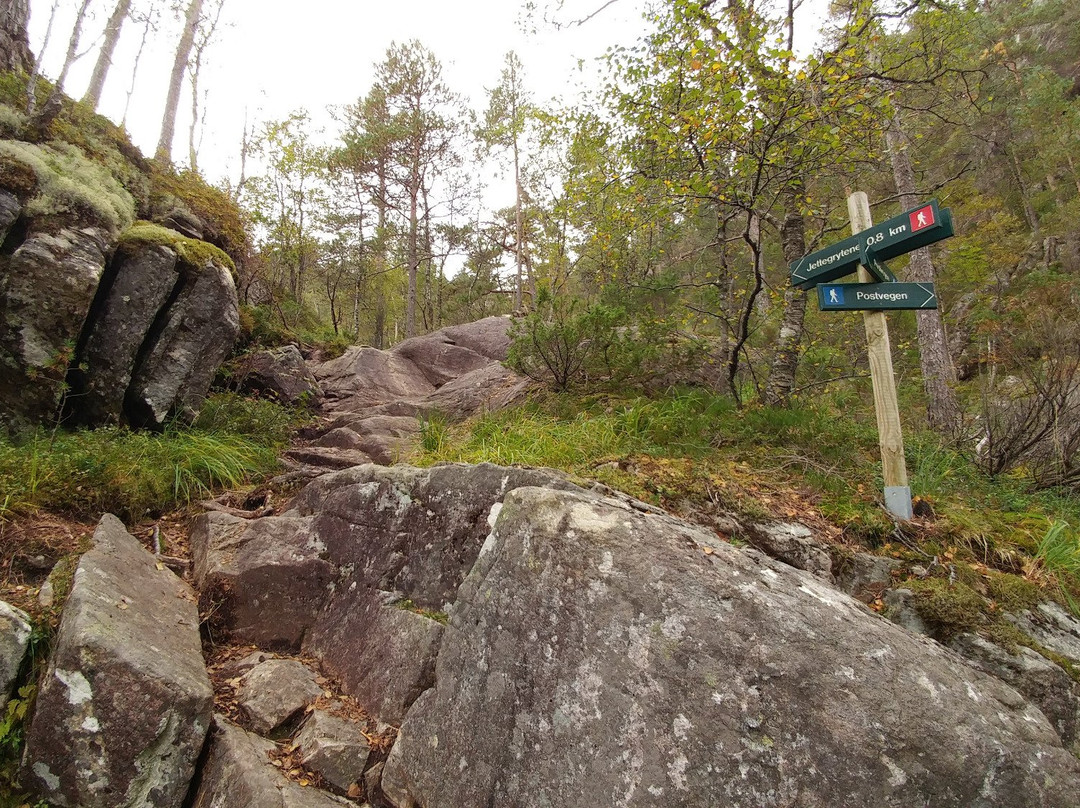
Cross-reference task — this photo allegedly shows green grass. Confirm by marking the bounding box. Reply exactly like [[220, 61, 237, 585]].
[[416, 387, 1080, 590], [0, 395, 301, 521]]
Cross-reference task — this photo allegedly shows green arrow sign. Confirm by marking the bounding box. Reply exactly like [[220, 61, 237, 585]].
[[817, 282, 938, 311], [790, 200, 954, 290]]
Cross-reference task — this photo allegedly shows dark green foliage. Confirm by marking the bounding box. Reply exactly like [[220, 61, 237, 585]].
[[507, 286, 703, 393]]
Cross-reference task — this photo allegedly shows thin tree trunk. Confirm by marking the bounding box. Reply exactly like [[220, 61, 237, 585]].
[[25, 0, 60, 115], [513, 138, 524, 312], [156, 0, 203, 162], [83, 0, 132, 109], [886, 115, 962, 434], [406, 158, 420, 338], [54, 0, 92, 92], [764, 203, 808, 406], [121, 9, 154, 127]]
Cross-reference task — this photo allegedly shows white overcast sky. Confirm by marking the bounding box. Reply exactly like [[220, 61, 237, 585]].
[[27, 0, 654, 190]]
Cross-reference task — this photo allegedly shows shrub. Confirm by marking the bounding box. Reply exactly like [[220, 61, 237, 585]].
[[507, 287, 703, 393]]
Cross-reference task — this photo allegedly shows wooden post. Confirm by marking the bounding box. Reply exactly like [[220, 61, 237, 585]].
[[847, 192, 912, 520]]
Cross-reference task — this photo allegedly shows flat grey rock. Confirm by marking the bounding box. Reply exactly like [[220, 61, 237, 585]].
[[294, 708, 371, 792], [238, 658, 323, 736]]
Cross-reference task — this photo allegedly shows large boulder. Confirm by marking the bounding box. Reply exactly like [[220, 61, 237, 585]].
[[22, 515, 212, 808], [313, 347, 434, 410], [389, 486, 1080, 807], [0, 599, 31, 709], [391, 316, 511, 388], [69, 243, 180, 425], [190, 511, 333, 652], [418, 362, 531, 421], [0, 225, 110, 430], [126, 252, 240, 428], [193, 463, 586, 723]]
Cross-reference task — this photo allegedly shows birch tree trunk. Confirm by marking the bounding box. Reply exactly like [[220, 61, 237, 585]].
[[156, 0, 203, 162], [83, 0, 132, 109], [764, 203, 808, 405], [886, 115, 962, 434]]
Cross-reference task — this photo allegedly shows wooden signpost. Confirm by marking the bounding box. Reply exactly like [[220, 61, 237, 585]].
[[789, 193, 955, 520]]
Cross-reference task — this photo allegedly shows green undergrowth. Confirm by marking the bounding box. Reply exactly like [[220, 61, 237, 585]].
[[0, 394, 301, 522], [416, 387, 1080, 616]]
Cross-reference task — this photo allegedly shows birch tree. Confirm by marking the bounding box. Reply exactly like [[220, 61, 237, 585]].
[[156, 0, 203, 162], [83, 0, 132, 109]]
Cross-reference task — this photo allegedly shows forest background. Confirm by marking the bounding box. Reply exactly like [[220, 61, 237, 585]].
[[4, 0, 1080, 579]]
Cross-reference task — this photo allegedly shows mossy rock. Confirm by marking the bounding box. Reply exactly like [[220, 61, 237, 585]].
[[148, 164, 250, 265], [905, 577, 988, 640], [119, 221, 236, 276]]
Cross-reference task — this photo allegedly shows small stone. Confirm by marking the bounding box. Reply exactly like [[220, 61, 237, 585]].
[[238, 659, 323, 736], [294, 708, 371, 793]]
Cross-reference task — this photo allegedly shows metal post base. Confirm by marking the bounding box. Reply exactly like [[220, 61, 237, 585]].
[[885, 485, 913, 521]]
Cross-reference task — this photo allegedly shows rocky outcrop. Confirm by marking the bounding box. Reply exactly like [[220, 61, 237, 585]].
[[310, 316, 525, 420], [0, 0, 32, 74], [952, 632, 1080, 748], [295, 317, 528, 472], [388, 485, 1080, 807], [22, 515, 212, 808], [0, 225, 110, 429], [189, 463, 1080, 807], [0, 599, 30, 709], [193, 463, 587, 722], [124, 251, 240, 427], [71, 243, 180, 424], [0, 201, 241, 430]]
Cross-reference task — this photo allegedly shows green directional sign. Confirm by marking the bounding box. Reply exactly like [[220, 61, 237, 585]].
[[818, 282, 938, 311], [790, 200, 954, 290]]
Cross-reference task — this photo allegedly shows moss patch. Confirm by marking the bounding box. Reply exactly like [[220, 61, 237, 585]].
[[0, 139, 135, 232], [148, 164, 250, 264], [904, 577, 987, 640], [119, 220, 235, 275]]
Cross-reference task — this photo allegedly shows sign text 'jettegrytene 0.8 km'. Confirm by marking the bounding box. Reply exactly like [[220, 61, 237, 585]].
[[789, 200, 954, 290]]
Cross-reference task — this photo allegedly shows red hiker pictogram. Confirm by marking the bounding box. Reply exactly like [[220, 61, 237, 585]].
[[910, 205, 935, 231]]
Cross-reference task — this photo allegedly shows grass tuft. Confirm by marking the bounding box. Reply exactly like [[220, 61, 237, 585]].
[[0, 395, 300, 520]]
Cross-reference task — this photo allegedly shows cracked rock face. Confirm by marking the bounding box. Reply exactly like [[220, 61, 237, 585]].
[[21, 515, 212, 808], [389, 486, 1080, 808]]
